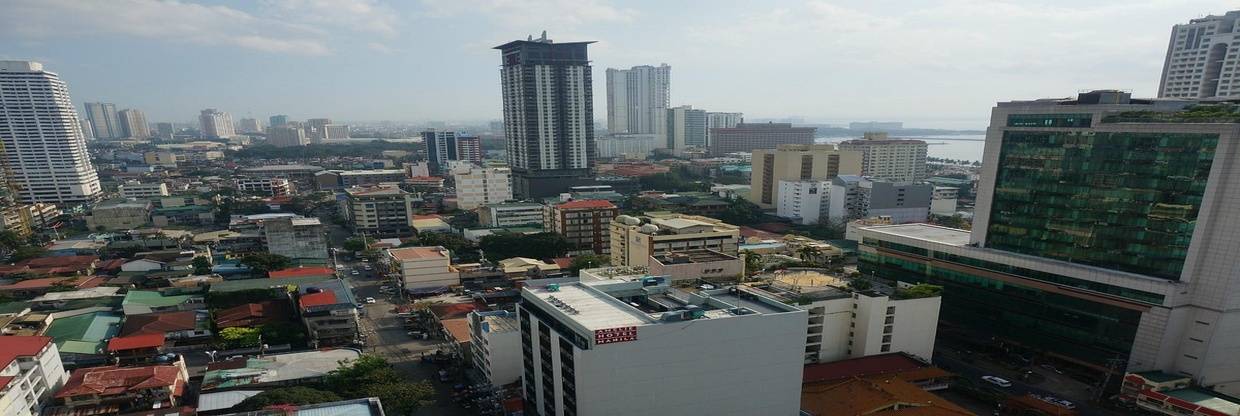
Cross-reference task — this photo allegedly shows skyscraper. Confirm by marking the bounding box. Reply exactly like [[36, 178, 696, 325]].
[[199, 108, 234, 139], [269, 114, 289, 128], [705, 112, 743, 146], [83, 102, 121, 139], [239, 118, 263, 133], [306, 118, 331, 143], [664, 105, 707, 150], [1158, 11, 1240, 98], [837, 132, 929, 182], [605, 64, 670, 135], [117, 109, 150, 139], [267, 126, 307, 147], [78, 119, 93, 139], [495, 33, 596, 198], [422, 130, 481, 174], [155, 122, 174, 139], [0, 61, 101, 204]]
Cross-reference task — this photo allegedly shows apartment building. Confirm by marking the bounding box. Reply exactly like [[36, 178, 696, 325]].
[[748, 144, 862, 209], [1157, 11, 1240, 98], [479, 202, 546, 228], [776, 180, 830, 225], [51, 360, 188, 415], [315, 169, 406, 190], [827, 176, 933, 224], [468, 310, 521, 388], [298, 279, 359, 347], [117, 181, 170, 199], [609, 213, 741, 267], [453, 166, 513, 210], [386, 246, 458, 291], [341, 185, 418, 237], [545, 200, 618, 256], [263, 216, 328, 262], [837, 132, 929, 182], [710, 122, 816, 155], [0, 336, 69, 416], [233, 177, 292, 196]]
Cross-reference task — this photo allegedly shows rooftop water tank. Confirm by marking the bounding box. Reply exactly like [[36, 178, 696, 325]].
[[639, 224, 659, 234]]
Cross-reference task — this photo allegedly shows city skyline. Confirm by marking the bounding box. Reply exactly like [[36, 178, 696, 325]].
[[1, 1, 1224, 129]]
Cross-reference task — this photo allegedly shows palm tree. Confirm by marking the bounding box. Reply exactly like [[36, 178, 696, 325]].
[[743, 251, 764, 277], [796, 246, 823, 265]]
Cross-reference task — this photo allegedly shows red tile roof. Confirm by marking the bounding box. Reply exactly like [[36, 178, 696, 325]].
[[299, 291, 337, 309], [556, 199, 616, 210], [119, 311, 199, 337], [0, 376, 13, 392], [56, 364, 184, 398], [442, 318, 472, 344], [0, 336, 52, 386], [802, 352, 929, 384], [740, 226, 783, 240], [107, 333, 166, 351], [0, 275, 106, 291], [215, 301, 292, 328], [96, 258, 127, 271], [269, 267, 335, 279], [551, 257, 573, 269]]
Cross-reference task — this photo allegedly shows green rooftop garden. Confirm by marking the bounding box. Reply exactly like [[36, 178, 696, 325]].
[[1103, 104, 1240, 123]]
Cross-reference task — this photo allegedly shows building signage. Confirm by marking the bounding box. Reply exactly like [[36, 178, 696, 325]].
[[594, 326, 638, 345]]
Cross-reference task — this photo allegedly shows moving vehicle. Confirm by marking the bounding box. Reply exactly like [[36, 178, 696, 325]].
[[364, 297, 376, 304], [350, 270, 359, 275], [982, 375, 1012, 387]]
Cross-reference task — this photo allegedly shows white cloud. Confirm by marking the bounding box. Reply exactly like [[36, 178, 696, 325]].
[[261, 0, 400, 37], [419, 0, 636, 27]]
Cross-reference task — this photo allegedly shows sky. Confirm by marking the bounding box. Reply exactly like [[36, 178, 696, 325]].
[[1, 0, 1229, 129]]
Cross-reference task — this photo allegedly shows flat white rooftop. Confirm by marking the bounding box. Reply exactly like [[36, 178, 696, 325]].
[[526, 284, 651, 330], [860, 223, 971, 246]]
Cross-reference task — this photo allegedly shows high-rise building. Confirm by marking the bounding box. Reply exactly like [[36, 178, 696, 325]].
[[422, 130, 482, 174], [860, 90, 1240, 394], [545, 199, 618, 256], [710, 122, 816, 155], [198, 108, 234, 139], [238, 118, 263, 133], [748, 144, 862, 209], [269, 114, 289, 128], [664, 105, 707, 150], [451, 165, 512, 210], [517, 279, 805, 416], [705, 111, 743, 147], [0, 61, 102, 204], [306, 118, 331, 143], [826, 175, 932, 224], [341, 184, 418, 237], [78, 119, 93, 139], [155, 122, 174, 139], [609, 212, 741, 267], [605, 64, 671, 135], [596, 133, 657, 159], [1158, 11, 1240, 98], [324, 124, 349, 140], [776, 180, 830, 225], [83, 102, 121, 139], [837, 132, 929, 182], [495, 33, 596, 198], [117, 109, 149, 139], [266, 126, 307, 147]]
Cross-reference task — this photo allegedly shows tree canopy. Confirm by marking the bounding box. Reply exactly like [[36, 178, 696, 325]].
[[240, 253, 291, 275], [325, 354, 435, 415], [479, 232, 569, 261], [218, 327, 261, 348], [234, 386, 342, 411]]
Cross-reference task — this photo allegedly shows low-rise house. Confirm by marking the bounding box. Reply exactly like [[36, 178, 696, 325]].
[[0, 276, 107, 299], [0, 336, 70, 416], [121, 290, 205, 315], [411, 214, 453, 234], [105, 333, 168, 364], [214, 300, 293, 329], [200, 349, 359, 392], [298, 280, 359, 347], [0, 255, 99, 278], [151, 204, 215, 227], [29, 287, 122, 310], [47, 360, 189, 416], [119, 310, 212, 344], [41, 310, 123, 367], [496, 257, 561, 278]]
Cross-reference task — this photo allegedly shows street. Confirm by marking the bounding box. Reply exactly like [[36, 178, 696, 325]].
[[933, 347, 1129, 416]]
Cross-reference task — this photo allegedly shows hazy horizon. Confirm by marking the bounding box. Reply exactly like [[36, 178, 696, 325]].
[[2, 1, 1225, 128]]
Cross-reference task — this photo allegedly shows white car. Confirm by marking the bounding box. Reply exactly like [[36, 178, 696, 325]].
[[364, 297, 376, 304], [981, 375, 1012, 388], [335, 264, 345, 270], [350, 270, 359, 275]]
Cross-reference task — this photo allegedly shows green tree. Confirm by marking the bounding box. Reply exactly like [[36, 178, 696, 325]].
[[218, 327, 261, 348], [0, 230, 23, 253], [234, 386, 342, 411], [447, 211, 479, 230], [716, 198, 764, 227], [569, 254, 609, 273], [479, 232, 570, 261], [260, 321, 307, 347], [325, 354, 435, 415], [240, 253, 291, 275], [796, 246, 823, 265], [191, 256, 212, 275], [8, 245, 47, 262], [743, 251, 765, 276], [342, 237, 372, 253]]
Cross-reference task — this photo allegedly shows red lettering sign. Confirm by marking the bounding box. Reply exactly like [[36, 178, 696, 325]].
[[594, 326, 638, 345]]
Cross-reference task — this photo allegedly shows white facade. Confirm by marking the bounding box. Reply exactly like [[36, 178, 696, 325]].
[[118, 181, 170, 199], [479, 203, 545, 228], [199, 108, 235, 139], [605, 64, 670, 135], [519, 280, 805, 416], [1158, 11, 1240, 98], [386, 246, 458, 290], [324, 124, 350, 139], [776, 180, 829, 225], [264, 217, 328, 261], [453, 166, 512, 210], [234, 177, 291, 196], [238, 118, 263, 133], [83, 102, 120, 139], [117, 109, 150, 139], [705, 112, 743, 147], [596, 134, 656, 159], [0, 337, 70, 416], [929, 187, 958, 216], [837, 133, 929, 182], [0, 61, 102, 204], [468, 311, 521, 387], [826, 176, 931, 224], [267, 126, 307, 147]]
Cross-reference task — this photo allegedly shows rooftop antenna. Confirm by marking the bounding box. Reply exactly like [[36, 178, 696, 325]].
[[527, 35, 533, 41], [540, 31, 548, 42]]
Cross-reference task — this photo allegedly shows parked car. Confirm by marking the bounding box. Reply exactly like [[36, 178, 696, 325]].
[[364, 297, 376, 304], [350, 270, 359, 275], [363, 265, 372, 271], [982, 375, 1012, 388], [408, 331, 429, 339]]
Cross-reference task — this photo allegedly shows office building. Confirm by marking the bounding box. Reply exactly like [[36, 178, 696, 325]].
[[238, 117, 263, 133], [268, 114, 289, 128], [545, 199, 618, 256], [423, 130, 483, 174], [116, 109, 150, 139], [1158, 11, 1240, 98], [706, 111, 743, 146], [610, 213, 740, 267], [266, 126, 307, 147], [0, 61, 102, 204], [117, 180, 169, 198], [0, 336, 69, 416], [711, 122, 815, 155], [664, 105, 707, 150], [827, 176, 932, 224], [155, 122, 174, 139], [837, 132, 928, 182], [305, 118, 331, 143], [342, 184, 417, 237], [264, 216, 328, 262], [605, 64, 671, 135], [83, 102, 121, 139], [596, 133, 656, 159], [468, 310, 521, 388], [198, 108, 234, 139], [848, 121, 903, 131], [517, 279, 805, 416], [479, 202, 546, 228], [324, 124, 350, 139], [453, 165, 512, 210], [495, 33, 597, 198], [860, 90, 1240, 394], [777, 180, 830, 225], [315, 169, 405, 190], [386, 246, 458, 291], [748, 144, 862, 209]]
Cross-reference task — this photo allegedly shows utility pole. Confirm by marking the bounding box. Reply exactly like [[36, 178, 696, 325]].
[[1095, 355, 1126, 402]]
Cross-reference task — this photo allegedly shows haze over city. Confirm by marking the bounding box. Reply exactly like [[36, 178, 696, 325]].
[[1, 0, 1223, 128]]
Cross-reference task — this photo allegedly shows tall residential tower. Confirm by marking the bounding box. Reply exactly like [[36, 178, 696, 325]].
[[0, 61, 101, 204], [1158, 11, 1240, 98], [605, 64, 671, 135], [198, 108, 234, 139], [495, 33, 596, 198], [83, 102, 121, 139]]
